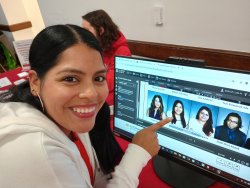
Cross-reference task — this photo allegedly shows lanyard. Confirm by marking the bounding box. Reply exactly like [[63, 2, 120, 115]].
[[71, 132, 94, 185]]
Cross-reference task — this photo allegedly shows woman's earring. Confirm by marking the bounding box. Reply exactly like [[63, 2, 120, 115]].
[[31, 88, 44, 112], [37, 93, 45, 112]]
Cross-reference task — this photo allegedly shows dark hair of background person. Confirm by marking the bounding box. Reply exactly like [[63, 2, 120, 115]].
[[223, 112, 242, 129], [82, 9, 119, 51], [171, 100, 187, 128], [149, 95, 164, 115], [195, 106, 214, 136], [0, 24, 123, 174]]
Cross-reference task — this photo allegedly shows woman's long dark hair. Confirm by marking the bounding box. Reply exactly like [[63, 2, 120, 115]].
[[0, 24, 123, 174], [90, 102, 123, 174], [149, 95, 164, 117], [171, 100, 186, 128], [196, 106, 214, 136], [82, 9, 119, 51]]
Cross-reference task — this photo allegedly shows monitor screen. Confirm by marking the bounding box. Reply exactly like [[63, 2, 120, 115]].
[[114, 55, 250, 188]]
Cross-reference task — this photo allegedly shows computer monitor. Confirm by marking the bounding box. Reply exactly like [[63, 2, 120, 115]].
[[113, 55, 250, 188]]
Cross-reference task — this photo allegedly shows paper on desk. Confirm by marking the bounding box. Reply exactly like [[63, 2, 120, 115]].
[[14, 79, 26, 85], [13, 39, 32, 70], [17, 71, 28, 78], [0, 77, 12, 88]]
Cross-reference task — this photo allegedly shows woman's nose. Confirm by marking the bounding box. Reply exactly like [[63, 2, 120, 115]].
[[78, 83, 98, 99]]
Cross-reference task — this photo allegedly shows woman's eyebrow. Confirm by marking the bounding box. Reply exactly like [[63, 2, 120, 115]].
[[96, 69, 107, 74], [57, 68, 107, 75], [57, 68, 83, 75]]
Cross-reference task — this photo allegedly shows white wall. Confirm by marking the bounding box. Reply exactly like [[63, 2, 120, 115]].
[[21, 0, 45, 36], [37, 0, 250, 53], [0, 0, 45, 41]]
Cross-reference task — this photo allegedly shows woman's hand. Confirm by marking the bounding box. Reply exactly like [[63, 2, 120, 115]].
[[132, 117, 173, 157]]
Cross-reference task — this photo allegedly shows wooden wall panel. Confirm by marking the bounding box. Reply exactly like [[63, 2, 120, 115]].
[[0, 21, 32, 32], [128, 40, 250, 71]]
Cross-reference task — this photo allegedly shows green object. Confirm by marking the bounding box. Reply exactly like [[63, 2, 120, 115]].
[[0, 42, 17, 70]]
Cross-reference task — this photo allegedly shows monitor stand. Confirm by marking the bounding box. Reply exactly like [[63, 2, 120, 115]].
[[153, 155, 215, 188]]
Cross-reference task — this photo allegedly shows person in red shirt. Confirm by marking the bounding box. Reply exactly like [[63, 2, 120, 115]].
[[82, 9, 131, 107]]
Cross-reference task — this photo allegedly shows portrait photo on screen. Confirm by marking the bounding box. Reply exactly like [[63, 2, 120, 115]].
[[214, 108, 250, 148], [188, 101, 219, 138], [146, 90, 168, 121], [165, 96, 191, 129]]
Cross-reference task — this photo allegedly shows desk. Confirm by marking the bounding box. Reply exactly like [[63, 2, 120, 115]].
[[0, 67, 28, 91]]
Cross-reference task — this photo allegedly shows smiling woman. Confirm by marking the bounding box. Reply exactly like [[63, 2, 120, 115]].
[[188, 106, 214, 137], [0, 24, 172, 188], [28, 43, 108, 136]]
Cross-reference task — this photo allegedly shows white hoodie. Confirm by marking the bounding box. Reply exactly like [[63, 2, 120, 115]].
[[0, 102, 151, 188]]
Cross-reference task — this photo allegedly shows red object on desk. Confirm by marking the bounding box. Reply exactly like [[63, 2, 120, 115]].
[[0, 67, 28, 91]]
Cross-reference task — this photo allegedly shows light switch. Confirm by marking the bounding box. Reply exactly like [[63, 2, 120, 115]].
[[154, 5, 164, 26]]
